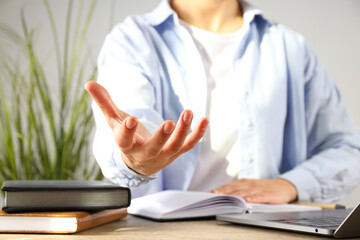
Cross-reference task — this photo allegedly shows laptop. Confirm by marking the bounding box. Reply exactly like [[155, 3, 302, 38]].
[[217, 202, 360, 238]]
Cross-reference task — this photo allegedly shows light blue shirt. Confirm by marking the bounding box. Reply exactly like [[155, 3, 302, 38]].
[[93, 0, 360, 202]]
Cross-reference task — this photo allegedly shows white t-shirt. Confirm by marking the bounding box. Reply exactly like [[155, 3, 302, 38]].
[[180, 6, 258, 191]]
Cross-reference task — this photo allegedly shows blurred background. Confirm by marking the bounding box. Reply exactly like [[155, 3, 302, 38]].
[[0, 0, 359, 206]]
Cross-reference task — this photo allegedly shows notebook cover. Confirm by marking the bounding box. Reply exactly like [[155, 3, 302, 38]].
[[0, 208, 127, 234], [1, 180, 125, 191], [1, 180, 131, 212]]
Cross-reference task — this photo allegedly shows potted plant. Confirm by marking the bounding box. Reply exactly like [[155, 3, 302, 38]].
[[0, 0, 102, 184]]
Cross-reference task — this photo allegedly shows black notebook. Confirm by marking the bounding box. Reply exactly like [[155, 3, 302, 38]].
[[1, 180, 130, 212]]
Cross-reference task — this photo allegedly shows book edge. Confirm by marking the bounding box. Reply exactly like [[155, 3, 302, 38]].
[[0, 208, 127, 234]]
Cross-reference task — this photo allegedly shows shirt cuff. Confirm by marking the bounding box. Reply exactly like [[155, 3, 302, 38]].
[[111, 145, 156, 187], [280, 166, 321, 202]]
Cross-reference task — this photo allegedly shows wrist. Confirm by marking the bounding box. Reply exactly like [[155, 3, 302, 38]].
[[275, 178, 298, 203], [110, 145, 156, 187], [121, 153, 156, 176]]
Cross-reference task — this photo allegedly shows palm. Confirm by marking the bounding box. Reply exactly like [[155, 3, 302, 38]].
[[85, 81, 209, 176]]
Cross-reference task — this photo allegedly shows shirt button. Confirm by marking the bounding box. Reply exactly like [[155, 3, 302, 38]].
[[246, 120, 253, 127], [241, 88, 249, 96], [246, 157, 254, 163]]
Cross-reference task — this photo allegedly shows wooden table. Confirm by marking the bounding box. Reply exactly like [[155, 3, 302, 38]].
[[1, 215, 359, 239]]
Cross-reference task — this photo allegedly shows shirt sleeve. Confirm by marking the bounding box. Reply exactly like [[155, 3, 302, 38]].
[[92, 19, 163, 188], [280, 41, 360, 202]]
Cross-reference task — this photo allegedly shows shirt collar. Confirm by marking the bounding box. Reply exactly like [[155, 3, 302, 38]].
[[144, 0, 263, 27], [242, 1, 263, 26], [143, 0, 177, 26]]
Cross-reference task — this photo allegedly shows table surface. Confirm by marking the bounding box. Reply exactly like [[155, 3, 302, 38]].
[[1, 214, 359, 240]]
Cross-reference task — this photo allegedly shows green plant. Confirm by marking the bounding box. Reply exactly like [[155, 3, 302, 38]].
[[0, 0, 103, 184]]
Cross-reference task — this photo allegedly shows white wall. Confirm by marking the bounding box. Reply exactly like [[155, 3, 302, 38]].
[[0, 0, 359, 206], [248, 0, 360, 129]]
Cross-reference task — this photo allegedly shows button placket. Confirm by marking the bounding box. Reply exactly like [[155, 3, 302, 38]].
[[241, 86, 255, 178]]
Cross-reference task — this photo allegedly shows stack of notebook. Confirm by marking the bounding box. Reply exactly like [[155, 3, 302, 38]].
[[0, 180, 130, 233]]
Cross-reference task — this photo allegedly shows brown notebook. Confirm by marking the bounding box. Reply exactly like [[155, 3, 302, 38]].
[[0, 208, 127, 234]]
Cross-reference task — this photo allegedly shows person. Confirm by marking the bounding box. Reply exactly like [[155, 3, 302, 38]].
[[85, 0, 360, 203]]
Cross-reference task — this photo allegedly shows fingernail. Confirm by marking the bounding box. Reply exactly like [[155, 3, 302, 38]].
[[201, 119, 209, 130], [183, 111, 193, 125], [163, 122, 175, 134], [126, 118, 137, 129]]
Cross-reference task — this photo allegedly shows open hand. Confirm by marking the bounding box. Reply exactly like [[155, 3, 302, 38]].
[[85, 81, 209, 176], [210, 178, 298, 204]]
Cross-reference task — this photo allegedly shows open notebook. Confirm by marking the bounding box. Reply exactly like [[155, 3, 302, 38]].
[[128, 190, 320, 221]]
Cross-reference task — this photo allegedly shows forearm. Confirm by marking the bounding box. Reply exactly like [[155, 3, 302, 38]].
[[281, 145, 360, 202]]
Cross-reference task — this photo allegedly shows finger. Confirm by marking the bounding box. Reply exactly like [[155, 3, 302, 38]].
[[211, 183, 238, 195], [85, 81, 128, 129], [213, 186, 238, 195], [243, 193, 271, 203], [178, 117, 209, 153], [161, 110, 194, 156], [226, 189, 259, 200], [113, 116, 138, 153], [212, 180, 253, 196], [143, 120, 176, 158], [169, 117, 209, 163]]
